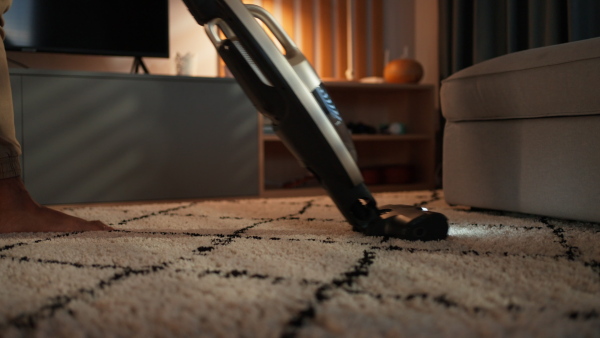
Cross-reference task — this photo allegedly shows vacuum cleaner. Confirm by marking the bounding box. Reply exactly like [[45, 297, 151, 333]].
[[182, 0, 448, 241]]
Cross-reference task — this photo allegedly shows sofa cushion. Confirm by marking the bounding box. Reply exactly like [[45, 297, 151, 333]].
[[441, 37, 600, 123]]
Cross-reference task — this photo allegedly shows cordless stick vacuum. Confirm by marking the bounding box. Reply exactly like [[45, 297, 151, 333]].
[[183, 0, 448, 241]]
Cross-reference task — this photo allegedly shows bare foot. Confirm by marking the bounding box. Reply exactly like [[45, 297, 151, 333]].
[[0, 177, 112, 233]]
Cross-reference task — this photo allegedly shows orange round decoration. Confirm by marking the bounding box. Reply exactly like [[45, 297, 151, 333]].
[[383, 59, 424, 84]]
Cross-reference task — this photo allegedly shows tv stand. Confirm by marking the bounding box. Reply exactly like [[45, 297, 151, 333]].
[[9, 69, 260, 204], [130, 56, 149, 74]]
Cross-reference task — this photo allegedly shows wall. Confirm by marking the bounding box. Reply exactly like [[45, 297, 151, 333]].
[[383, 0, 439, 106], [415, 0, 440, 106], [383, 0, 414, 60], [6, 0, 438, 86]]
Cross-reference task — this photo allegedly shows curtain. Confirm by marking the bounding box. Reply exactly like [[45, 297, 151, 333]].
[[439, 0, 600, 79], [220, 0, 384, 81]]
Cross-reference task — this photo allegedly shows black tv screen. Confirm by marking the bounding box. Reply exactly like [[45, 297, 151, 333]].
[[3, 0, 169, 58]]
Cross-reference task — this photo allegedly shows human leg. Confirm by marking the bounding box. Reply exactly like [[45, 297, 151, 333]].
[[0, 1, 111, 233], [0, 177, 112, 233], [0, 0, 20, 178]]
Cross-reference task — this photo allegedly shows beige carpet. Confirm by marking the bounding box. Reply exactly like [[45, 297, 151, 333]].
[[1, 190, 599, 337]]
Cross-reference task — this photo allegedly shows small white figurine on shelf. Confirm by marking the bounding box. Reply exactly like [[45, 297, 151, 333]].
[[175, 52, 196, 76]]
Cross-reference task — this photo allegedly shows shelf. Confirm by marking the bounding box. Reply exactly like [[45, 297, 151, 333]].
[[259, 83, 437, 196], [261, 182, 435, 198], [262, 133, 432, 142], [323, 81, 434, 91]]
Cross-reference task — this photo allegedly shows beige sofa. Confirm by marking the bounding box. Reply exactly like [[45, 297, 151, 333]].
[[441, 37, 600, 223]]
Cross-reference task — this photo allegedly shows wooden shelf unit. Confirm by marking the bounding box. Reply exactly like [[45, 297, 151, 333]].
[[259, 82, 437, 196]]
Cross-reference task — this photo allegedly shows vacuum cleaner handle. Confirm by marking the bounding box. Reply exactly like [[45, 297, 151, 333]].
[[182, 0, 449, 241], [242, 5, 358, 162]]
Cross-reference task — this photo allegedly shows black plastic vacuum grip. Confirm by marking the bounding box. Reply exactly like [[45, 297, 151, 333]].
[[182, 0, 449, 241]]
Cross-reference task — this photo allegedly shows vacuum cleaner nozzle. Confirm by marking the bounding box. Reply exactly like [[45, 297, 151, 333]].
[[367, 205, 449, 241]]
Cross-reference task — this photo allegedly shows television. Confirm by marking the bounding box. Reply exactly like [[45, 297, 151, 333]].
[[3, 0, 170, 58]]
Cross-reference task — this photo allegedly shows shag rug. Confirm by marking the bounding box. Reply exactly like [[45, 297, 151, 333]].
[[1, 190, 599, 337]]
